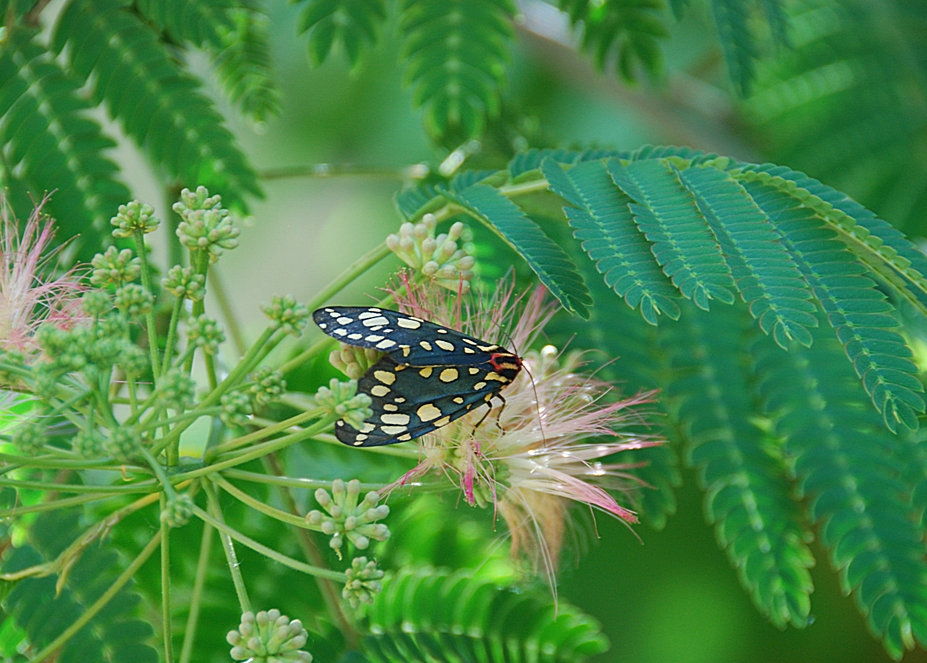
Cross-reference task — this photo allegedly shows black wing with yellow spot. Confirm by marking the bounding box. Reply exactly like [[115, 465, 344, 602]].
[[313, 306, 523, 447], [312, 306, 508, 366]]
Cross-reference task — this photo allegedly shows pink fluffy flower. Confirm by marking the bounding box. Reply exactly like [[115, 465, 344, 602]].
[[388, 277, 662, 581], [0, 195, 84, 351]]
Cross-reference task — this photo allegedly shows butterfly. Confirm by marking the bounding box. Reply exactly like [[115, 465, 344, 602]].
[[312, 306, 523, 446]]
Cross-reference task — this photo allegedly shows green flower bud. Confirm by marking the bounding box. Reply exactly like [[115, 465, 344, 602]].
[[312, 379, 372, 431], [104, 427, 141, 462], [159, 369, 196, 409], [81, 290, 112, 317], [187, 315, 225, 355], [111, 200, 160, 237], [117, 342, 150, 376], [306, 479, 389, 558], [114, 283, 154, 317], [91, 247, 140, 287], [220, 390, 252, 427], [262, 295, 309, 336], [72, 429, 105, 457], [342, 556, 384, 608], [386, 214, 475, 292], [12, 422, 45, 454], [227, 610, 312, 663], [162, 265, 205, 301], [160, 493, 195, 528], [329, 345, 381, 380], [248, 367, 286, 407], [173, 187, 239, 262]]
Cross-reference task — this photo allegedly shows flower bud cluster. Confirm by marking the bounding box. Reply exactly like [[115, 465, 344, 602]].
[[160, 493, 195, 528], [158, 369, 197, 410], [73, 429, 104, 457], [342, 556, 384, 608], [386, 214, 476, 292], [227, 609, 312, 663], [90, 247, 140, 287], [306, 479, 389, 557], [248, 367, 286, 407], [262, 295, 309, 336], [328, 345, 380, 380], [12, 422, 44, 454], [173, 186, 239, 262], [311, 379, 372, 430], [114, 283, 153, 317], [187, 315, 225, 355], [162, 265, 205, 301], [220, 390, 252, 427], [111, 200, 160, 237], [104, 426, 142, 462]]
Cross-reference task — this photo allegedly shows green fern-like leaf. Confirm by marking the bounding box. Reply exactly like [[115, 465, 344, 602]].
[[607, 158, 737, 310], [663, 303, 815, 628], [755, 324, 927, 658], [444, 182, 592, 317], [742, 177, 924, 432], [399, 0, 515, 143], [744, 0, 927, 233], [2, 510, 158, 663], [52, 0, 261, 210], [134, 0, 236, 49], [213, 6, 281, 122], [677, 164, 819, 347], [0, 29, 130, 258], [542, 158, 680, 324], [710, 0, 758, 94], [558, 0, 670, 80], [296, 0, 387, 65], [362, 567, 609, 662]]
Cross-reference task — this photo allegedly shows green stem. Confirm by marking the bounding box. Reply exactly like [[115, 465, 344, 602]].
[[134, 229, 162, 381], [179, 516, 214, 663], [26, 532, 162, 663], [176, 418, 333, 482], [212, 474, 321, 531], [262, 453, 358, 647], [208, 267, 246, 355], [160, 493, 175, 663], [193, 503, 347, 583], [206, 485, 251, 613], [160, 296, 185, 376], [208, 408, 324, 457], [305, 241, 392, 313], [0, 476, 155, 493], [222, 468, 389, 491]]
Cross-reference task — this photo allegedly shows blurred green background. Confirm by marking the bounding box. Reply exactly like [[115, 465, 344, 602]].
[[108, 2, 926, 661]]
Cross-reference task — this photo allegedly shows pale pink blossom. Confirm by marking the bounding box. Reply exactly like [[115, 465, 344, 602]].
[[0, 195, 85, 350], [387, 277, 663, 583]]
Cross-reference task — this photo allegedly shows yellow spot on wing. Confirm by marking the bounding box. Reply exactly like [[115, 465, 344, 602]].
[[435, 339, 455, 351], [381, 413, 411, 426], [419, 367, 433, 378], [397, 318, 422, 329], [417, 403, 442, 421], [439, 368, 459, 383], [370, 385, 390, 397], [374, 370, 396, 384]]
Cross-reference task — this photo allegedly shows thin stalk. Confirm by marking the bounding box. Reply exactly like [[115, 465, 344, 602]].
[[205, 485, 251, 613], [0, 476, 156, 493], [176, 419, 332, 482], [134, 229, 161, 381], [263, 453, 358, 647], [208, 267, 246, 355], [305, 241, 392, 313], [178, 518, 214, 663], [193, 504, 347, 583], [212, 474, 318, 530], [160, 493, 174, 663], [160, 295, 185, 376], [222, 468, 391, 491], [207, 407, 325, 457], [25, 532, 162, 663]]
